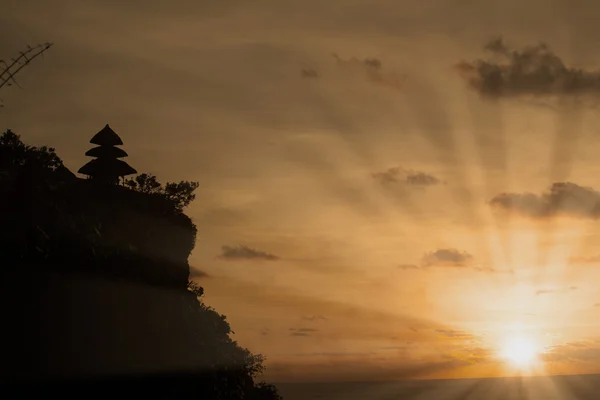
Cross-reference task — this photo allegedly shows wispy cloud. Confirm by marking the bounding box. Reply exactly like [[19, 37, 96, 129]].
[[372, 167, 442, 187], [435, 329, 474, 339], [219, 245, 279, 261], [289, 328, 319, 337], [397, 264, 421, 270], [536, 286, 578, 296], [333, 54, 408, 90], [189, 267, 209, 279], [301, 315, 328, 321], [570, 254, 600, 264]]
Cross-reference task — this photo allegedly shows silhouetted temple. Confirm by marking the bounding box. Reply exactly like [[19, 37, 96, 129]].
[[78, 124, 137, 184]]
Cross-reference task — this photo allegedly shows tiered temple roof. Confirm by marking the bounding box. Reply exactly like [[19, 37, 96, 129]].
[[78, 124, 137, 184]]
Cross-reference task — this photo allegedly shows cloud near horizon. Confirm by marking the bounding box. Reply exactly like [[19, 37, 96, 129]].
[[456, 37, 600, 98]]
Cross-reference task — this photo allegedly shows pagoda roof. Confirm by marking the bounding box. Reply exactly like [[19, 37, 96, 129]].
[[77, 158, 137, 177], [90, 124, 124, 146], [85, 145, 129, 158]]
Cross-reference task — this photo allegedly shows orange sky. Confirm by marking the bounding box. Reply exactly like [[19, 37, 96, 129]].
[[4, 0, 600, 382]]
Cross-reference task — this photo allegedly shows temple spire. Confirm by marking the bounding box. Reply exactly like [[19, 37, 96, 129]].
[[78, 124, 137, 185]]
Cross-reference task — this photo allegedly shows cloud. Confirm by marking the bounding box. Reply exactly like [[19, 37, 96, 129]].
[[536, 286, 578, 296], [333, 54, 408, 90], [441, 346, 495, 365], [570, 254, 600, 264], [456, 37, 600, 98], [397, 264, 421, 270], [301, 315, 328, 321], [219, 245, 279, 261], [294, 351, 372, 357], [398, 249, 513, 274], [301, 68, 318, 78], [473, 266, 513, 274], [541, 341, 600, 363], [490, 182, 600, 219], [422, 248, 474, 268], [289, 327, 318, 337], [435, 329, 474, 339], [290, 332, 310, 337], [189, 267, 209, 279], [536, 289, 556, 296], [372, 167, 442, 187], [289, 328, 318, 333]]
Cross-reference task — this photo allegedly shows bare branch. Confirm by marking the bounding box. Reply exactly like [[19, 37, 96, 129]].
[[0, 43, 53, 91], [0, 42, 53, 108]]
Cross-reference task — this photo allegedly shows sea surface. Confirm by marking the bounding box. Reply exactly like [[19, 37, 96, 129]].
[[275, 374, 600, 399]]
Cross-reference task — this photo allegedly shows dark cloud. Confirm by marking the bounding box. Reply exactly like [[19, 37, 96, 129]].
[[422, 248, 474, 268], [189, 267, 209, 279], [219, 245, 279, 261], [372, 167, 442, 187], [457, 37, 600, 98], [490, 182, 600, 219], [333, 54, 407, 90], [301, 68, 318, 78]]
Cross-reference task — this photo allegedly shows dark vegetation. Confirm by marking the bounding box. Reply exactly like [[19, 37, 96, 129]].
[[0, 129, 282, 399]]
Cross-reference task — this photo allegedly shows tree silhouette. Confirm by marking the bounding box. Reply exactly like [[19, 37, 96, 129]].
[[125, 173, 200, 212], [0, 129, 62, 171]]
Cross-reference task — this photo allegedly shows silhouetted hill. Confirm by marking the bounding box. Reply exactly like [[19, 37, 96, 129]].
[[0, 130, 282, 399]]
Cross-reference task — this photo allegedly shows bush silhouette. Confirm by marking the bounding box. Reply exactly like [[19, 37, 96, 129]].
[[0, 129, 282, 399]]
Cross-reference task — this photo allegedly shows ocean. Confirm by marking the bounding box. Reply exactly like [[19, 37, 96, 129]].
[[275, 374, 600, 399]]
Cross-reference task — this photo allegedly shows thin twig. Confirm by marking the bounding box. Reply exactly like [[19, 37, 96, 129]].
[[0, 43, 53, 91]]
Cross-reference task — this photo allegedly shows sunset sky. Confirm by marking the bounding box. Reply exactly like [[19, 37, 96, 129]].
[[5, 0, 600, 383]]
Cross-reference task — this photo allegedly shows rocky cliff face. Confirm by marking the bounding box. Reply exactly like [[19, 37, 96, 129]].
[[0, 172, 213, 383], [1, 174, 196, 289]]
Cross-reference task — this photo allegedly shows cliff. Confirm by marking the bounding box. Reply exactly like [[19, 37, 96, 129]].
[[0, 171, 195, 289]]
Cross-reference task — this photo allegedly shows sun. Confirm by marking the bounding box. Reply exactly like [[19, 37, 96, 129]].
[[500, 335, 539, 367]]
